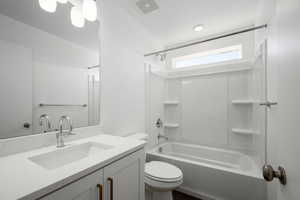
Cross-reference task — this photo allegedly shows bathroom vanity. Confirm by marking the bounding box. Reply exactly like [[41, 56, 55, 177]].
[[0, 133, 146, 200]]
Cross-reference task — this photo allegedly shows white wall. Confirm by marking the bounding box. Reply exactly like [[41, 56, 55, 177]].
[[0, 14, 98, 68], [181, 75, 228, 146], [0, 14, 99, 136], [160, 69, 257, 152], [33, 63, 90, 131], [98, 0, 162, 135]]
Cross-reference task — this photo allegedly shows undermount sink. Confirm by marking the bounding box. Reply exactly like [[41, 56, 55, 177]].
[[29, 142, 114, 170]]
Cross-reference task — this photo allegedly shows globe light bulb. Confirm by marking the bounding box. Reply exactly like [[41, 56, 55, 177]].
[[71, 6, 85, 28], [82, 0, 97, 21], [39, 0, 57, 13]]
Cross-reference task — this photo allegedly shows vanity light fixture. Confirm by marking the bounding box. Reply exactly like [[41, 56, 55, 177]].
[[193, 24, 204, 32], [39, 0, 57, 13], [38, 0, 98, 28]]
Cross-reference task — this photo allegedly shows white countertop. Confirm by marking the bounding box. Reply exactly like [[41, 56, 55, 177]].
[[0, 134, 145, 200]]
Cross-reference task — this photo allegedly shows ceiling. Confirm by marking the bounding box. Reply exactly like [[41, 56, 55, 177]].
[[118, 0, 261, 47], [0, 0, 99, 51]]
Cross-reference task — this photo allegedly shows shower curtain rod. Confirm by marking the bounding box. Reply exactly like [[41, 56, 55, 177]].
[[88, 65, 100, 69], [144, 24, 268, 57]]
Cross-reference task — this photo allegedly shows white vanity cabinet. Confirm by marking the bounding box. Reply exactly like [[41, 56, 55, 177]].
[[40, 169, 104, 200], [103, 149, 145, 200], [40, 149, 145, 200]]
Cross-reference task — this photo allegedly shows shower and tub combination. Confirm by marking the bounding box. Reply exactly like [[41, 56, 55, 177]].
[[144, 27, 269, 200], [148, 142, 266, 200]]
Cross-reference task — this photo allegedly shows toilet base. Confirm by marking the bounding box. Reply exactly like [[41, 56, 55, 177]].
[[146, 187, 173, 200]]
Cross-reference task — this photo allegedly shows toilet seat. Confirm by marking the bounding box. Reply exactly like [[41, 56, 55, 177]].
[[145, 161, 183, 191], [145, 161, 183, 183]]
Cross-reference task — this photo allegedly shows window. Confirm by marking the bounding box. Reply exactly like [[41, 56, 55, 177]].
[[172, 45, 243, 69]]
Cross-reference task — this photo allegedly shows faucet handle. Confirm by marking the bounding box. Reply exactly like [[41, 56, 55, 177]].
[[39, 114, 52, 133], [59, 115, 73, 133]]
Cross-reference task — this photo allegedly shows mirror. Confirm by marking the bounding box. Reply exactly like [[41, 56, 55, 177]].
[[0, 0, 100, 139]]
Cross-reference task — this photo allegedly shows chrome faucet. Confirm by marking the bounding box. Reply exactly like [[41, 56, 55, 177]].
[[56, 116, 73, 148], [39, 114, 51, 133]]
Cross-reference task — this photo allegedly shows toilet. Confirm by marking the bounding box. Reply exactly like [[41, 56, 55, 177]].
[[145, 161, 183, 200], [126, 133, 183, 200]]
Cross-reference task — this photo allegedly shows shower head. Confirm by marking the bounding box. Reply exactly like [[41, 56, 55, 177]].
[[156, 53, 167, 62]]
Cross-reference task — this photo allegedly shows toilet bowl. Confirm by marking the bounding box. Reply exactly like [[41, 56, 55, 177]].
[[125, 133, 183, 200], [145, 161, 183, 200]]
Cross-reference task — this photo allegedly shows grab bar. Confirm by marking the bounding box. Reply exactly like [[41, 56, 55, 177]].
[[39, 103, 87, 107]]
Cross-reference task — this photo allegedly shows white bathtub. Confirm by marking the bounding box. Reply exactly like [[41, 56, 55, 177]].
[[147, 142, 266, 200]]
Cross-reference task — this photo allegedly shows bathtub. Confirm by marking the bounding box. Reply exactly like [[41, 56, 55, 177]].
[[147, 142, 266, 200]]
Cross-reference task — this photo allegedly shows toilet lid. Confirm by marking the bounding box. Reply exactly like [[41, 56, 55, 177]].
[[145, 161, 183, 182]]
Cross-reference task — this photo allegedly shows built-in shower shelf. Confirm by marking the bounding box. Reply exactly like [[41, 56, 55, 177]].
[[164, 123, 179, 128], [232, 100, 258, 105], [164, 101, 180, 105], [232, 128, 259, 136]]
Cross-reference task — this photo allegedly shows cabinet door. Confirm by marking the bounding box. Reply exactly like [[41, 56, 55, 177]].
[[41, 169, 104, 200], [104, 149, 145, 200]]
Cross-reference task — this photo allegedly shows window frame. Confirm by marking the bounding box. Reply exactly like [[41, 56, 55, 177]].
[[171, 44, 243, 70]]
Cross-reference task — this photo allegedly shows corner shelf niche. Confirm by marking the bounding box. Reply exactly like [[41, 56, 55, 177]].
[[164, 101, 180, 105], [232, 128, 259, 136], [164, 123, 179, 128]]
